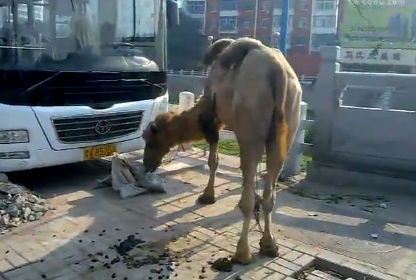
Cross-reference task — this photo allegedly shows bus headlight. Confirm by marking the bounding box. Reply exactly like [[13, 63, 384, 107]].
[[0, 130, 29, 144]]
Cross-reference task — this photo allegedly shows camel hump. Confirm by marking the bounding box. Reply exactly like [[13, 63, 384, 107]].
[[218, 37, 264, 70], [203, 38, 235, 67]]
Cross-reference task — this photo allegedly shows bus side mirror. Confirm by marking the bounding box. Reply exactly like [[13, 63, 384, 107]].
[[167, 0, 179, 27]]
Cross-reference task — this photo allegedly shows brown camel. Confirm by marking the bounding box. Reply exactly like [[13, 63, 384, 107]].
[[142, 37, 302, 264]]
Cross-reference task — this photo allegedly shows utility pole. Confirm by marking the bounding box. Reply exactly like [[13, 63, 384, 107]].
[[277, 0, 290, 182], [279, 0, 290, 55]]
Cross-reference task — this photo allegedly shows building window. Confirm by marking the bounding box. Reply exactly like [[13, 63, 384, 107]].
[[273, 15, 293, 28], [298, 18, 307, 29], [315, 0, 336, 10], [241, 0, 254, 11], [243, 19, 252, 28], [262, 1, 272, 11], [219, 34, 237, 39], [262, 18, 269, 28], [219, 16, 237, 31], [313, 16, 336, 28], [219, 0, 237, 11], [273, 0, 294, 9], [311, 33, 337, 50], [187, 1, 205, 14], [295, 36, 305, 46], [299, 0, 307, 10]]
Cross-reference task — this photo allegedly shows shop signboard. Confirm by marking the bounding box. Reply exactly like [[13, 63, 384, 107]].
[[341, 48, 416, 65], [339, 0, 416, 49]]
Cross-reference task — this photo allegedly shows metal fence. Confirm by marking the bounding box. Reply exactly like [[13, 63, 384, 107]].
[[167, 69, 317, 85]]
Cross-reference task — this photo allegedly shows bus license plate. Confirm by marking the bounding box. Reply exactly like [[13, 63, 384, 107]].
[[84, 144, 117, 160]]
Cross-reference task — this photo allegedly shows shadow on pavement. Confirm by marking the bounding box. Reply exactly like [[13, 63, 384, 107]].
[[3, 152, 416, 279], [1, 160, 274, 280]]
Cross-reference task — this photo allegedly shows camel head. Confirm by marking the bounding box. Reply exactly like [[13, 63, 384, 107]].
[[203, 38, 234, 68], [142, 112, 175, 172]]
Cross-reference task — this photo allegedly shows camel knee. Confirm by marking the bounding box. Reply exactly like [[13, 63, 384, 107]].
[[238, 199, 254, 218], [208, 150, 218, 169], [262, 198, 275, 214], [238, 191, 255, 218]]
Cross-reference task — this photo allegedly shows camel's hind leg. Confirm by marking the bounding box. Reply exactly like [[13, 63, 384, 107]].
[[232, 141, 264, 265], [259, 120, 292, 257]]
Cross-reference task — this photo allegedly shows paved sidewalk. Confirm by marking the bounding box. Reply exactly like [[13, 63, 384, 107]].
[[0, 150, 411, 280]]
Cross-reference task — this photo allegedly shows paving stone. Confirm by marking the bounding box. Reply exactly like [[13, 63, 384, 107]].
[[295, 244, 322, 256], [274, 258, 302, 272], [277, 245, 292, 256], [0, 159, 406, 280], [263, 271, 286, 280], [266, 261, 296, 276], [281, 250, 304, 262], [310, 270, 341, 280], [276, 238, 300, 250], [305, 274, 326, 280], [3, 265, 38, 280], [294, 254, 315, 268], [0, 259, 13, 273], [316, 251, 346, 266], [5, 251, 26, 268]]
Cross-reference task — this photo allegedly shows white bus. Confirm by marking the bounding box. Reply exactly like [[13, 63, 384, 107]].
[[0, 0, 178, 172]]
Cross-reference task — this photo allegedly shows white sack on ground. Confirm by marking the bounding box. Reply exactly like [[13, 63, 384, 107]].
[[97, 153, 166, 199]]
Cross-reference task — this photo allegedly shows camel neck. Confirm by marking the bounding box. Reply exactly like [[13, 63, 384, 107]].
[[168, 107, 206, 145]]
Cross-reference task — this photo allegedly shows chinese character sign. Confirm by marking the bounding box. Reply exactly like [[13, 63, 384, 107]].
[[341, 48, 416, 66]]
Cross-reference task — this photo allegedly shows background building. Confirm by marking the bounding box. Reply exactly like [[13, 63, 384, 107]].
[[183, 0, 339, 76]]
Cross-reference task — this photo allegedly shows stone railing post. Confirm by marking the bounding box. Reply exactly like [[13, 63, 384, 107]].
[[178, 91, 195, 150], [311, 46, 341, 160]]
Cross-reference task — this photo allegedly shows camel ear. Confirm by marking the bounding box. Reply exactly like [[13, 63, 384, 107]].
[[150, 124, 158, 134]]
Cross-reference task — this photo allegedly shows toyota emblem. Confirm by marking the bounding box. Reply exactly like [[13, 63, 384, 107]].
[[95, 120, 111, 134]]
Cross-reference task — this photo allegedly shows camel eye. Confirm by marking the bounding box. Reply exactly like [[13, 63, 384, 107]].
[[146, 142, 158, 149]]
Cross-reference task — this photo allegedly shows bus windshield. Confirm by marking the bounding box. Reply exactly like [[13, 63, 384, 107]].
[[0, 0, 159, 71]]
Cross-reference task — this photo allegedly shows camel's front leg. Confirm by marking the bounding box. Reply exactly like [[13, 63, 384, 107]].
[[197, 141, 218, 205]]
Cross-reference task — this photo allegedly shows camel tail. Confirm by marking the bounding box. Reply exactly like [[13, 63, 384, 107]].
[[217, 38, 264, 70], [266, 67, 287, 148]]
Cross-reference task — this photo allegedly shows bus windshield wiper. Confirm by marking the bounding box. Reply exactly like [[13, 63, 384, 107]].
[[87, 78, 165, 91], [20, 72, 62, 95]]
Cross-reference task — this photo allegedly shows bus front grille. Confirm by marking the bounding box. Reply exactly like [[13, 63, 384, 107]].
[[52, 111, 144, 143]]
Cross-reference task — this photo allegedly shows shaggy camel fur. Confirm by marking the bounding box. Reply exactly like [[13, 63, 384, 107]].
[[142, 37, 302, 264]]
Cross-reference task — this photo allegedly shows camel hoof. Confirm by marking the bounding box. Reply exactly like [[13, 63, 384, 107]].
[[259, 236, 279, 258], [197, 194, 216, 205], [231, 252, 254, 265]]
